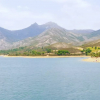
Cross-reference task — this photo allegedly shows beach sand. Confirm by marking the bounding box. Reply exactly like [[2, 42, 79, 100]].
[[83, 57, 100, 62], [3, 55, 98, 63], [2, 55, 99, 62], [1, 55, 87, 58]]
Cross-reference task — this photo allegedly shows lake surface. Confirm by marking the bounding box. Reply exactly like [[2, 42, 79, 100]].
[[0, 57, 100, 100]]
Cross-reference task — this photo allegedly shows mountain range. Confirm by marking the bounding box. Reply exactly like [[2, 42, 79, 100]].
[[0, 22, 100, 50]]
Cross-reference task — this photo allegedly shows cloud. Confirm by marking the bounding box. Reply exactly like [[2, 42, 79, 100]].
[[0, 4, 9, 13], [55, 0, 100, 30], [48, 0, 90, 6], [61, 0, 91, 16], [17, 5, 29, 10], [0, 5, 54, 30], [0, 0, 100, 30]]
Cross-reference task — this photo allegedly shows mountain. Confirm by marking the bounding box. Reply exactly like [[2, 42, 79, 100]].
[[11, 22, 62, 41], [0, 22, 63, 49], [33, 28, 85, 46], [11, 23, 45, 41], [15, 28, 84, 46], [0, 21, 100, 50], [82, 29, 100, 47], [82, 39, 100, 47], [68, 29, 94, 34], [10, 28, 90, 49], [87, 30, 100, 39], [45, 42, 73, 49], [0, 27, 15, 42], [0, 22, 61, 42]]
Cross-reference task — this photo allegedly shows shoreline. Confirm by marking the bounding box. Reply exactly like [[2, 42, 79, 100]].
[[1, 55, 99, 62], [83, 57, 100, 62], [1, 55, 88, 58]]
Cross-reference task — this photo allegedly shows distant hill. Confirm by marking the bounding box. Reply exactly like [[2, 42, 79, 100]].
[[0, 22, 61, 42], [0, 22, 64, 49], [68, 29, 94, 34], [33, 28, 85, 46], [45, 42, 73, 49], [82, 39, 100, 47], [11, 22, 62, 41], [11, 28, 87, 49], [87, 30, 100, 39], [0, 21, 100, 50]]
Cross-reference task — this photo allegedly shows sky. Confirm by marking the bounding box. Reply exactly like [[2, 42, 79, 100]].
[[0, 0, 100, 30]]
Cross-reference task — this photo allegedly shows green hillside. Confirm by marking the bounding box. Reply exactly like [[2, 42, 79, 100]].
[[0, 43, 83, 56]]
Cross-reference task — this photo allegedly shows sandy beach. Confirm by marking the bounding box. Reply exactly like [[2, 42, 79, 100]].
[[1, 55, 87, 58], [83, 57, 100, 62], [1, 55, 100, 62]]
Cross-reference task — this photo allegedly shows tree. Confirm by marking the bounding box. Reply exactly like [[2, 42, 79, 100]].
[[32, 50, 37, 55], [81, 49, 85, 54], [85, 48, 92, 55], [91, 52, 95, 57], [95, 47, 97, 49], [42, 52, 45, 55], [46, 49, 51, 53], [57, 50, 70, 55]]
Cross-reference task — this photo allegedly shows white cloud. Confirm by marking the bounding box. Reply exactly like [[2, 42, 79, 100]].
[[0, 4, 9, 13], [0, 0, 100, 30], [0, 5, 54, 30], [55, 0, 100, 30], [49, 0, 90, 6], [17, 5, 29, 10]]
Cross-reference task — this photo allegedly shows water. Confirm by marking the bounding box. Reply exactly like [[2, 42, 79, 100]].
[[0, 57, 100, 100]]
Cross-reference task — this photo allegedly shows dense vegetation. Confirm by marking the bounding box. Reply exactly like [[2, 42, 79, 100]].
[[2, 46, 100, 57], [0, 49, 71, 56], [91, 52, 100, 57], [0, 47, 46, 56], [82, 47, 100, 57], [0, 46, 83, 56], [57, 50, 70, 55]]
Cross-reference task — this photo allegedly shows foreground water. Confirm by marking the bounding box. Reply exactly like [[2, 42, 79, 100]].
[[0, 57, 100, 100]]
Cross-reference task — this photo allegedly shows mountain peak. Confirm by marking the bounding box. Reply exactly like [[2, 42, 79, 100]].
[[31, 22, 38, 26], [45, 22, 58, 26], [43, 21, 61, 29]]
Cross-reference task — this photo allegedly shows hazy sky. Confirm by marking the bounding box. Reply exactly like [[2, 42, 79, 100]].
[[0, 0, 100, 30]]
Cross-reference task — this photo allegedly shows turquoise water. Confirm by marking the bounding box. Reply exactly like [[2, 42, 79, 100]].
[[0, 57, 100, 100]]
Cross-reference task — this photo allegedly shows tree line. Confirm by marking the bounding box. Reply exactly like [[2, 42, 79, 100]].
[[0, 48, 71, 56]]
